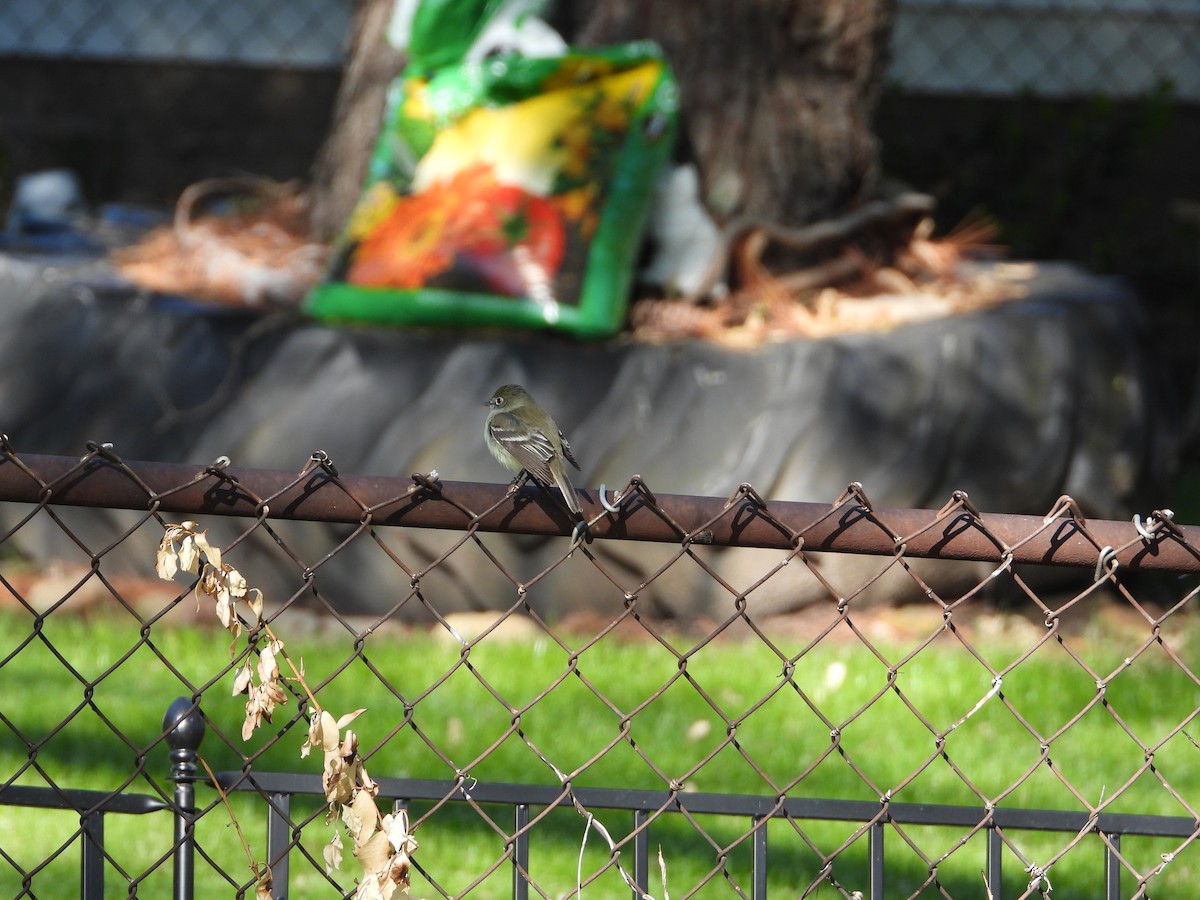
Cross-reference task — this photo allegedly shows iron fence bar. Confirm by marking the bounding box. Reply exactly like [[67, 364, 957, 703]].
[[267, 792, 291, 899], [81, 811, 104, 900], [0, 784, 168, 815], [751, 815, 767, 900], [632, 809, 648, 899], [987, 827, 1003, 900], [868, 820, 884, 898], [209, 773, 1200, 840], [1106, 833, 1121, 900], [513, 803, 529, 900], [2, 453, 1198, 572]]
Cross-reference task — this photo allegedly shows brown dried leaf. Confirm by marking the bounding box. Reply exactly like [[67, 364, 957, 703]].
[[253, 867, 273, 900], [343, 789, 381, 847], [387, 851, 412, 889], [223, 563, 247, 599], [155, 540, 179, 581], [156, 522, 210, 580], [356, 761, 379, 797], [323, 829, 344, 874], [248, 587, 265, 622], [301, 712, 324, 758], [257, 641, 281, 683], [176, 534, 201, 576], [242, 704, 260, 741], [382, 810, 418, 857], [354, 876, 388, 900], [354, 830, 392, 876], [264, 680, 287, 705], [337, 728, 360, 760], [323, 754, 353, 806], [336, 708, 368, 730], [232, 662, 253, 696], [192, 528, 220, 569], [319, 710, 340, 752]]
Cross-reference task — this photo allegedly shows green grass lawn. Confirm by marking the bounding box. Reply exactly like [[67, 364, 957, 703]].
[[0, 603, 1197, 898]]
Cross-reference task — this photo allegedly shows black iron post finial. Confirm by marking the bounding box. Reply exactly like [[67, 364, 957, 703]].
[[163, 697, 205, 900], [163, 697, 205, 775]]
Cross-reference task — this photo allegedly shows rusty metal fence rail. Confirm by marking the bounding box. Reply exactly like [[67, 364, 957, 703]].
[[0, 441, 1198, 899]]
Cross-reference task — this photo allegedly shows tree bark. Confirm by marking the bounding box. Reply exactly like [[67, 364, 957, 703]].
[[568, 0, 895, 226], [308, 0, 403, 241], [309, 0, 893, 237]]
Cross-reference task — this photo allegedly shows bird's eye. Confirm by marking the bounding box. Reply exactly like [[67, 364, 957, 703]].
[[494, 396, 504, 406]]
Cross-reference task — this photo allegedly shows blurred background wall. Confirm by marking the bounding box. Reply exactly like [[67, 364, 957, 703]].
[[1, 0, 1197, 493]]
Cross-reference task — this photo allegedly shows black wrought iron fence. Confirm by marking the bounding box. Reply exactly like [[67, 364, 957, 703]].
[[0, 441, 1198, 899]]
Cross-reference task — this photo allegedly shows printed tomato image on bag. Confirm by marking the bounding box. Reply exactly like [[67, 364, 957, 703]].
[[344, 166, 566, 297], [307, 8, 678, 339]]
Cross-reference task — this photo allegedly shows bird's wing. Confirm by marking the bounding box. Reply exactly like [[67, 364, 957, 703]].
[[488, 413, 558, 486], [560, 433, 581, 471]]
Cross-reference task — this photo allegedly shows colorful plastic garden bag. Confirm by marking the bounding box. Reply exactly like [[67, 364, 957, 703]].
[[306, 7, 678, 338]]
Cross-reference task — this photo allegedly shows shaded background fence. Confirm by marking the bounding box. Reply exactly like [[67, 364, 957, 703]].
[[0, 443, 1197, 898], [3, 0, 1198, 99]]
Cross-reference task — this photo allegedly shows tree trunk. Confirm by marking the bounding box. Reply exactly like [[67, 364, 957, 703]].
[[308, 0, 403, 241], [309, 0, 893, 236], [568, 0, 894, 226]]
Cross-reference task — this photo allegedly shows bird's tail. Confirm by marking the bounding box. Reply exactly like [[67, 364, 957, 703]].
[[554, 468, 582, 516]]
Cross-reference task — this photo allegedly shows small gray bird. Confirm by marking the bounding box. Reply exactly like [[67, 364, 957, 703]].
[[483, 384, 582, 516]]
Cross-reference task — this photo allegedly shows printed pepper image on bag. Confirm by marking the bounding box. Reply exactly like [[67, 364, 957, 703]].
[[307, 18, 678, 339]]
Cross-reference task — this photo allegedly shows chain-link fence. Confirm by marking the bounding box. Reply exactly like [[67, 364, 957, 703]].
[[0, 0, 350, 69], [891, 0, 1200, 99], [0, 441, 1197, 899], [1, 0, 1198, 99]]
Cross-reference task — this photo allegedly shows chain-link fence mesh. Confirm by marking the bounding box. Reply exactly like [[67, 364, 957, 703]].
[[0, 0, 351, 68], [1, 0, 1198, 99], [0, 442, 1197, 898], [890, 0, 1200, 99]]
